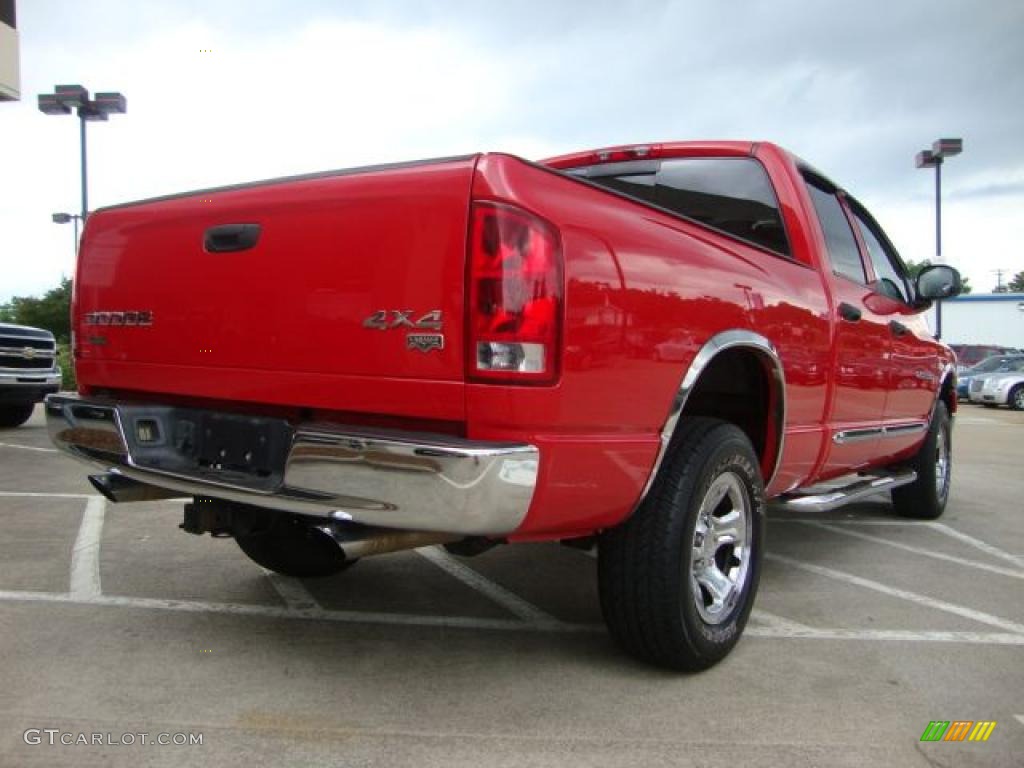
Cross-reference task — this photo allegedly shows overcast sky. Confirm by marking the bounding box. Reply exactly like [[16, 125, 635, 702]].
[[2, 0, 1022, 302]]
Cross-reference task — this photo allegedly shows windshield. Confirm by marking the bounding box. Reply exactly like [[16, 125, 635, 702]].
[[969, 356, 1022, 374]]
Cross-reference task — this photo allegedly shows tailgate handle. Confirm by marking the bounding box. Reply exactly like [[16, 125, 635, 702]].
[[204, 223, 261, 253]]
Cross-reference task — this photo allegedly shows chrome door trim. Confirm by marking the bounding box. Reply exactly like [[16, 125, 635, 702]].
[[883, 422, 928, 437], [832, 421, 927, 444], [832, 427, 882, 445]]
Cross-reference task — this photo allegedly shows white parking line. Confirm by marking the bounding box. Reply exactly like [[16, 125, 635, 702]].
[[750, 610, 812, 631], [772, 519, 918, 525], [0, 491, 96, 499], [772, 518, 1024, 568], [745, 626, 1024, 645], [6, 489, 1023, 646], [766, 553, 1024, 635], [415, 546, 562, 626], [0, 590, 598, 634], [69, 497, 106, 599], [1015, 715, 1024, 727], [263, 571, 320, 613], [0, 442, 59, 453], [929, 523, 1024, 569], [2, 589, 1022, 645], [797, 521, 1024, 580]]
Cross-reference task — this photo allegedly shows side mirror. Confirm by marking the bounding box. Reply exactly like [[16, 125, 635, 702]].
[[915, 264, 963, 303]]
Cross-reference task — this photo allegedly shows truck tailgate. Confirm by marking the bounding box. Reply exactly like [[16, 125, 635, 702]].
[[74, 157, 475, 415]]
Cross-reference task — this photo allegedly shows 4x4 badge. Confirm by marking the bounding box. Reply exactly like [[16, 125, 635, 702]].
[[362, 309, 443, 330]]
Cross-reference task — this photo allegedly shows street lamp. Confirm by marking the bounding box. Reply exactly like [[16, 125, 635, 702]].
[[38, 84, 126, 223], [915, 137, 963, 340], [52, 212, 83, 257]]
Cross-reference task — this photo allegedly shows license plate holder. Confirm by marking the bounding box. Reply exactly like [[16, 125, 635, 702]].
[[122, 406, 292, 490]]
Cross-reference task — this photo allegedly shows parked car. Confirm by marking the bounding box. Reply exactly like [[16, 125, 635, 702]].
[[957, 354, 1024, 399], [0, 322, 62, 427], [968, 360, 1024, 409], [47, 141, 963, 670]]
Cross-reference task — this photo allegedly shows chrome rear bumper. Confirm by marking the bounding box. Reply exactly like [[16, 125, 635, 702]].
[[45, 394, 539, 535]]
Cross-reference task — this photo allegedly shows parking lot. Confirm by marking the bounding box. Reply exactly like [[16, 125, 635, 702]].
[[1, 403, 1022, 767]]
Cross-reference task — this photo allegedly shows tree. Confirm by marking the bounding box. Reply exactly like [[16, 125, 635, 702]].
[[0, 277, 73, 342], [903, 259, 972, 294], [1008, 271, 1024, 293]]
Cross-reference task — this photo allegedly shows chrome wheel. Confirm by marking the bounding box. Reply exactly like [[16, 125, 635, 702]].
[[690, 471, 753, 625], [934, 423, 950, 499]]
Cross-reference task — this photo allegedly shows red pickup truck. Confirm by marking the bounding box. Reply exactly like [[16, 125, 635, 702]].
[[47, 141, 963, 670]]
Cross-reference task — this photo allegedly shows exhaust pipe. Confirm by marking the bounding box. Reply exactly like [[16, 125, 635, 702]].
[[319, 522, 459, 560], [89, 473, 184, 503], [179, 495, 461, 560]]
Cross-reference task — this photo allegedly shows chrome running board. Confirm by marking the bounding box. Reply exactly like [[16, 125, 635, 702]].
[[777, 470, 918, 513]]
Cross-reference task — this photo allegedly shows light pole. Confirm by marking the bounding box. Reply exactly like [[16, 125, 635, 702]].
[[915, 137, 962, 340], [38, 84, 126, 223], [52, 212, 83, 257]]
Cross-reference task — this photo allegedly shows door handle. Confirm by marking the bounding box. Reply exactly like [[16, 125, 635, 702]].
[[889, 320, 910, 337], [204, 223, 261, 253], [838, 302, 862, 322]]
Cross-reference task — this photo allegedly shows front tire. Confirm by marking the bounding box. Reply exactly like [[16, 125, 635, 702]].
[[1009, 385, 1024, 411], [891, 400, 952, 519], [598, 418, 765, 671], [0, 403, 35, 428]]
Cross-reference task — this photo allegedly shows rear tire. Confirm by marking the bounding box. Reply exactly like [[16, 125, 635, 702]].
[[235, 513, 356, 578], [598, 418, 765, 671], [0, 403, 35, 428], [891, 400, 951, 520]]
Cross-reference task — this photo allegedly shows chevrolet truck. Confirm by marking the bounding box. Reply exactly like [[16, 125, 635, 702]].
[[47, 141, 963, 670], [1, 322, 61, 427]]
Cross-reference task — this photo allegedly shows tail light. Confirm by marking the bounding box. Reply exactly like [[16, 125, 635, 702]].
[[467, 201, 562, 384]]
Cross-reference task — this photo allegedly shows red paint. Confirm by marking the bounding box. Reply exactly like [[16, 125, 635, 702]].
[[74, 143, 955, 538]]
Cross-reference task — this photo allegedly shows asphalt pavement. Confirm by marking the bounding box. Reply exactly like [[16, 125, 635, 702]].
[[1, 402, 1022, 767]]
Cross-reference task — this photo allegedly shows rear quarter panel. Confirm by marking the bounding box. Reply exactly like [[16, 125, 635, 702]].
[[470, 153, 831, 538]]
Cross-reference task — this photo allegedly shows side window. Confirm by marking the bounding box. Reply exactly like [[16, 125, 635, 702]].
[[654, 158, 790, 256], [804, 178, 867, 283], [849, 202, 909, 302]]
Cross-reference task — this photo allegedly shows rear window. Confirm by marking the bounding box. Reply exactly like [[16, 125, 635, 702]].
[[570, 157, 791, 257]]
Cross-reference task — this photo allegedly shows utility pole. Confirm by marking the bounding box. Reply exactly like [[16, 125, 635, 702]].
[[992, 269, 1008, 293], [38, 85, 127, 223], [915, 138, 963, 339]]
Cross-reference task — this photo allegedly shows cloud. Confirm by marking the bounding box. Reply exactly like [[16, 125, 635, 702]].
[[2, 0, 1022, 302], [951, 181, 1024, 199]]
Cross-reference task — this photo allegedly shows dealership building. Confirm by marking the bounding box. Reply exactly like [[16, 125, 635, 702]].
[[927, 293, 1024, 349]]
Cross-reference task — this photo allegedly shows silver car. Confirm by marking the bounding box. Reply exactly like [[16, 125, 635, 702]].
[[968, 361, 1024, 410]]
